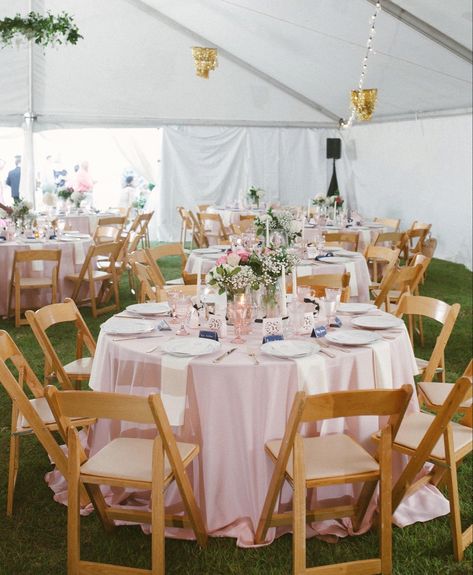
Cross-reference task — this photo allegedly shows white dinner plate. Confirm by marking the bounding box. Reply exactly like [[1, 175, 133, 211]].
[[334, 250, 359, 258], [317, 256, 350, 264], [126, 302, 171, 316], [260, 340, 319, 358], [351, 315, 405, 330], [338, 303, 377, 315], [193, 247, 225, 255], [101, 318, 156, 336], [63, 232, 90, 238], [325, 330, 381, 346], [162, 337, 221, 357]]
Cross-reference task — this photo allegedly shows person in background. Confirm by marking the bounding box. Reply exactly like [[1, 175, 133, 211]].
[[74, 160, 94, 194], [119, 175, 137, 208], [5, 155, 21, 201]]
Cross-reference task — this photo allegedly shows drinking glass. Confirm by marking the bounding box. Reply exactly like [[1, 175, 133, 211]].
[[175, 295, 192, 336], [56, 219, 66, 236], [230, 302, 246, 344], [320, 297, 337, 329], [167, 289, 182, 324]]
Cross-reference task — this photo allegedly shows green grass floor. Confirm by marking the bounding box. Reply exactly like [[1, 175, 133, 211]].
[[0, 257, 471, 574]]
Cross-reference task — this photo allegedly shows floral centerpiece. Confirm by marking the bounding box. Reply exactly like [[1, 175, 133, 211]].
[[206, 250, 256, 301], [312, 194, 327, 207], [328, 195, 344, 210], [11, 199, 33, 228], [247, 186, 264, 208], [42, 190, 57, 207], [254, 208, 302, 245], [70, 190, 86, 209], [57, 187, 73, 201]]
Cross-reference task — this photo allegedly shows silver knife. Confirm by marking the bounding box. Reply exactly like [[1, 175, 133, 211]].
[[213, 347, 237, 363]]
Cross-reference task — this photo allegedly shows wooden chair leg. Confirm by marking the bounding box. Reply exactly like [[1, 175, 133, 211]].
[[151, 437, 165, 575], [444, 428, 464, 561], [176, 464, 207, 548], [292, 434, 306, 575], [379, 427, 392, 575], [7, 434, 20, 516], [67, 428, 81, 575], [352, 479, 378, 531], [15, 282, 21, 328]]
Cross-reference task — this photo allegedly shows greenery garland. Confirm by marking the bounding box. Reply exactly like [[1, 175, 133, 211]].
[[0, 11, 82, 48]]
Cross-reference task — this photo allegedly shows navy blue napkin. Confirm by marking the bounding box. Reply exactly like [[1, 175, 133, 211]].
[[314, 252, 334, 261], [262, 334, 284, 344]]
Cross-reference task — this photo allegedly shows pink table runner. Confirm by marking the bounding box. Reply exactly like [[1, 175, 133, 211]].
[[46, 315, 450, 547]]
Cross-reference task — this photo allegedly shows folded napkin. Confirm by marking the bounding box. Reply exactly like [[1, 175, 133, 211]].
[[314, 252, 334, 261], [160, 354, 193, 426], [344, 261, 358, 297], [292, 352, 328, 395], [73, 241, 86, 266], [369, 340, 393, 389], [29, 243, 45, 272]]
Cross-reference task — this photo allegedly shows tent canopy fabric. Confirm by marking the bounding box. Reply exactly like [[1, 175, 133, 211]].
[[0, 0, 471, 128]]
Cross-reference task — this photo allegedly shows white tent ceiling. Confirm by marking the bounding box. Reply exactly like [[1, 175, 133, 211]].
[[0, 0, 471, 128]]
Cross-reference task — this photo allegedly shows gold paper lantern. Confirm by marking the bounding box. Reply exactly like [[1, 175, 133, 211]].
[[192, 47, 218, 79], [351, 88, 378, 121]]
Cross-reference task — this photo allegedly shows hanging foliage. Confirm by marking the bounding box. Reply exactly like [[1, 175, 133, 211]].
[[0, 11, 82, 48]]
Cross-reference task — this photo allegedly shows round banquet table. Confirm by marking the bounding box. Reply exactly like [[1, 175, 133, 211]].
[[185, 249, 371, 303], [46, 311, 450, 547], [303, 223, 388, 253], [206, 206, 264, 228], [0, 236, 92, 317]]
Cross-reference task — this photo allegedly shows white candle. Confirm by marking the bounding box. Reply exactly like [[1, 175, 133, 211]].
[[266, 218, 270, 245], [196, 257, 202, 300], [292, 268, 297, 299], [280, 265, 287, 316], [307, 199, 311, 219]]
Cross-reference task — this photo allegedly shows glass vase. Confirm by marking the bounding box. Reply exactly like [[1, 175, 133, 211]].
[[263, 282, 282, 318]]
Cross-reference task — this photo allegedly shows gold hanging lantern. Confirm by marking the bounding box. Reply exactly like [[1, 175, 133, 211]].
[[351, 88, 378, 121], [192, 47, 218, 78]]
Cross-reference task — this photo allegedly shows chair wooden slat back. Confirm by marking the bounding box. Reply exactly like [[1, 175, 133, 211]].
[[296, 272, 351, 302], [364, 245, 400, 286], [189, 210, 208, 247], [130, 261, 159, 303], [8, 248, 62, 327], [128, 211, 154, 249], [323, 231, 359, 252], [373, 264, 424, 312], [26, 298, 96, 390], [198, 212, 229, 243], [373, 217, 401, 231], [395, 294, 460, 382], [93, 225, 119, 245]]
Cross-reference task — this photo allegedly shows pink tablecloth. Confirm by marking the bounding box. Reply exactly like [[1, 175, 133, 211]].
[[185, 251, 371, 303], [46, 315, 449, 547], [0, 237, 92, 317], [303, 224, 388, 253]]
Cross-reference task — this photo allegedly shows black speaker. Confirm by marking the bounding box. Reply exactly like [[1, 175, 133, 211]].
[[326, 138, 341, 160]]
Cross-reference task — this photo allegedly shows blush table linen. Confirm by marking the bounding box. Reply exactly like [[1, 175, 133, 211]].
[[0, 237, 92, 317], [46, 316, 450, 547]]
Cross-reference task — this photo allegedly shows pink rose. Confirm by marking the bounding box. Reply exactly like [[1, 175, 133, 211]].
[[216, 255, 228, 265], [236, 249, 250, 263]]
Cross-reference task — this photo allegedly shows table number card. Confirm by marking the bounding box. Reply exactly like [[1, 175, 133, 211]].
[[311, 324, 328, 338], [262, 317, 283, 337], [199, 329, 219, 341], [330, 316, 343, 328], [208, 316, 227, 337], [301, 312, 315, 334], [262, 334, 284, 344]]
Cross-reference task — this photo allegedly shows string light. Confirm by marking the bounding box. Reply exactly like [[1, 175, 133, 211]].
[[340, 1, 382, 128]]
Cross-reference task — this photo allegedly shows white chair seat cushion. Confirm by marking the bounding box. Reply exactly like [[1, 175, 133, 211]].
[[266, 434, 379, 481], [66, 270, 110, 281], [64, 357, 94, 376], [165, 278, 185, 285], [19, 397, 83, 428], [97, 261, 121, 270], [418, 382, 472, 409], [17, 277, 53, 287], [416, 358, 443, 374], [394, 412, 472, 460], [80, 437, 197, 483]]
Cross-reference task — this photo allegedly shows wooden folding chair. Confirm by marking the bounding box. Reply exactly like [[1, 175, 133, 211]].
[[404, 222, 431, 261], [177, 206, 198, 249], [373, 217, 401, 231], [372, 264, 424, 313], [255, 386, 413, 575], [96, 215, 127, 231], [395, 294, 461, 382], [381, 375, 472, 561], [364, 245, 400, 288], [92, 224, 120, 245], [418, 360, 473, 427], [0, 331, 93, 515], [7, 248, 61, 327], [128, 211, 154, 249], [65, 241, 121, 317], [374, 231, 409, 256], [45, 387, 207, 575], [26, 298, 96, 390], [198, 212, 230, 245], [323, 231, 359, 252], [131, 261, 160, 303], [295, 272, 351, 302], [189, 210, 208, 248]]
